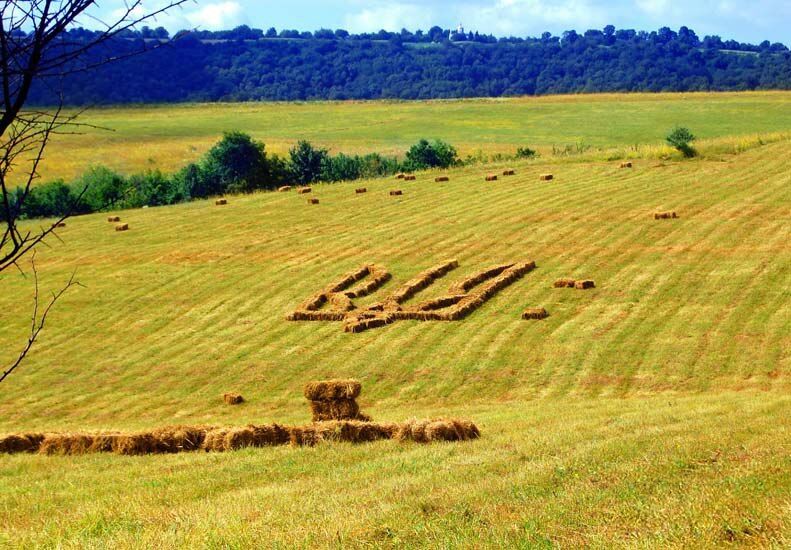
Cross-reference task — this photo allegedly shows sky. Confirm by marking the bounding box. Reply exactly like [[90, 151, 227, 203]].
[[96, 0, 791, 45]]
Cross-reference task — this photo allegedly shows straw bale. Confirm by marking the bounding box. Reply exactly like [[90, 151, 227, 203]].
[[304, 379, 362, 401], [435, 176, 449, 182], [355, 188, 367, 194], [278, 186, 293, 192], [395, 419, 480, 443], [0, 433, 45, 454], [485, 174, 498, 181], [395, 173, 405, 179], [654, 211, 678, 220], [522, 307, 549, 320], [107, 216, 121, 223], [115, 223, 129, 232], [390, 190, 403, 196], [404, 175, 416, 181], [620, 162, 633, 168], [575, 280, 596, 290], [554, 278, 576, 288], [297, 187, 312, 194], [539, 174, 554, 181], [503, 169, 516, 176], [307, 198, 320, 205], [309, 399, 363, 422], [215, 198, 227, 205], [223, 393, 244, 405]]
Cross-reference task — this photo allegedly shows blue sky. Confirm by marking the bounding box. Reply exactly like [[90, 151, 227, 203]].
[[99, 0, 790, 44]]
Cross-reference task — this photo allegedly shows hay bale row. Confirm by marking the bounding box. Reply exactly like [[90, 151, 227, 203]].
[[203, 424, 291, 452], [297, 187, 312, 195], [390, 190, 403, 196], [404, 175, 416, 181], [287, 310, 348, 322], [215, 198, 228, 206], [448, 264, 512, 294], [413, 295, 466, 311], [223, 393, 244, 405], [343, 265, 392, 299], [395, 419, 480, 443], [0, 433, 45, 454], [344, 315, 393, 333], [107, 216, 121, 223], [390, 261, 536, 324], [485, 174, 498, 181], [522, 307, 549, 320], [1, 418, 479, 455], [355, 188, 367, 194], [553, 278, 576, 288], [387, 260, 459, 304], [115, 223, 129, 232], [278, 185, 292, 192], [503, 169, 516, 176], [654, 211, 678, 219], [435, 176, 449, 182], [291, 421, 397, 447]]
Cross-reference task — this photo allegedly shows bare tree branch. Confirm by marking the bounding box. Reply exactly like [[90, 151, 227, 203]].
[[0, 0, 189, 383], [1, 252, 83, 384]]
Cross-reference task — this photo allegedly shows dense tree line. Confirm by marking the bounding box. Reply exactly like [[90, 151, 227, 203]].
[[3, 135, 459, 220], [23, 26, 791, 104]]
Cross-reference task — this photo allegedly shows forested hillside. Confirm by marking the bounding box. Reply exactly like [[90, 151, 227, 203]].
[[27, 25, 791, 104]]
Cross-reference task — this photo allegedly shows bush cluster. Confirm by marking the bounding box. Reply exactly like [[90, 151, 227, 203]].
[[4, 134, 461, 220]]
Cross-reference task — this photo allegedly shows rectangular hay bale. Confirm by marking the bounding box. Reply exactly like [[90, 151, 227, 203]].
[[539, 174, 554, 181], [215, 198, 228, 205], [522, 307, 549, 320], [115, 223, 129, 232]]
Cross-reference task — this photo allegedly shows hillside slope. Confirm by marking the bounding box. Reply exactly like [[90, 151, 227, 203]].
[[0, 141, 789, 546], [2, 141, 789, 429]]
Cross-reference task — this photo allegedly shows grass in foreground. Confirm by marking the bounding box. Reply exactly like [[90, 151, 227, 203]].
[[1, 393, 789, 547], [0, 137, 789, 546]]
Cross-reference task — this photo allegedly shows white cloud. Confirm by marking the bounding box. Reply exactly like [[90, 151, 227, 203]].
[[106, 1, 244, 32], [344, 3, 437, 32], [457, 0, 609, 36], [186, 2, 244, 30], [634, 0, 671, 16]]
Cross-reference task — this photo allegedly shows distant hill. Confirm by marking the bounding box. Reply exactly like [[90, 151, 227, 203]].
[[27, 25, 791, 104]]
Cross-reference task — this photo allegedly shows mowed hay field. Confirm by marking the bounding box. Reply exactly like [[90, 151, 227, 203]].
[[29, 91, 791, 185], [1, 135, 791, 544]]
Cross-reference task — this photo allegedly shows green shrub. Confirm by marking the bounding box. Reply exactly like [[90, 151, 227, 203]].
[[666, 127, 697, 157], [516, 146, 537, 159]]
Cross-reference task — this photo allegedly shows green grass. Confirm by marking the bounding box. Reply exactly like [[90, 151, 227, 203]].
[[0, 95, 790, 547], [28, 91, 791, 185]]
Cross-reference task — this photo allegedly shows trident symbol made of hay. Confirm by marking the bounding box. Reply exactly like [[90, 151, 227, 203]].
[[287, 260, 536, 333]]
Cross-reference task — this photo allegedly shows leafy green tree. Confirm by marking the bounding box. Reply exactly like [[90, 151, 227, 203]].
[[78, 166, 129, 211], [202, 131, 269, 194], [666, 127, 697, 157], [289, 140, 328, 184], [403, 139, 459, 171], [124, 170, 181, 207]]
